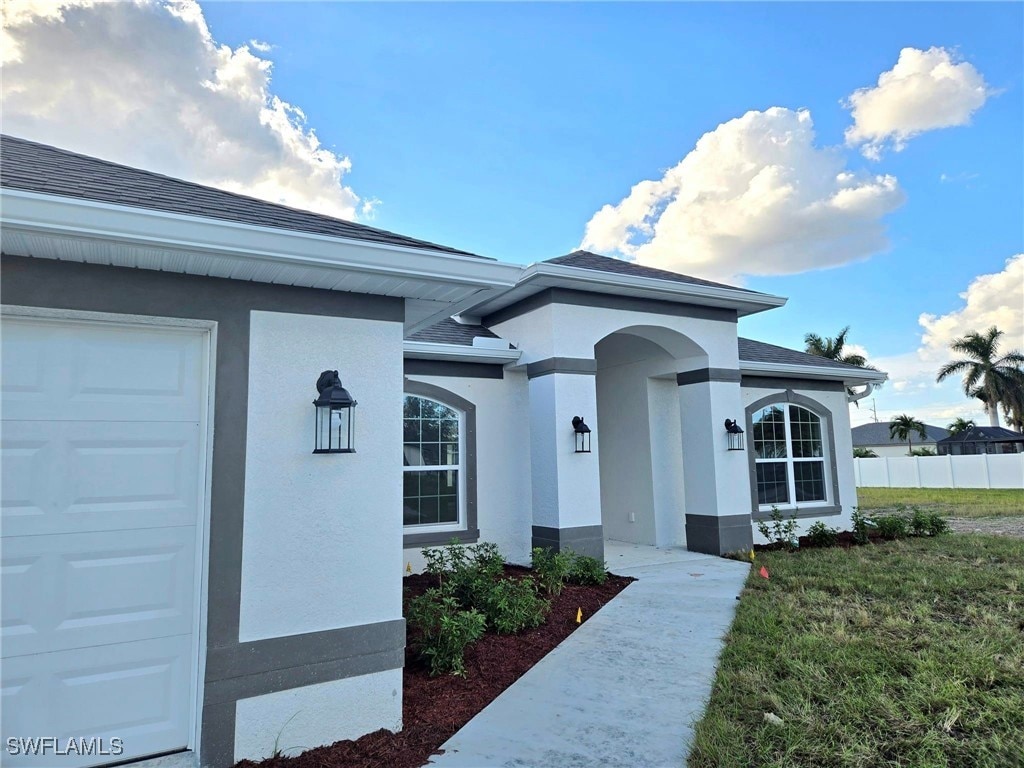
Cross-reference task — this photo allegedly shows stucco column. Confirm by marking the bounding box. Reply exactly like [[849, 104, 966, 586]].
[[527, 358, 604, 560], [676, 373, 754, 555]]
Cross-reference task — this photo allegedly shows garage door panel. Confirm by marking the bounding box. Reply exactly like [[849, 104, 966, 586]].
[[1, 319, 205, 423], [2, 527, 197, 658], [1, 421, 201, 537], [2, 317, 206, 767], [1, 635, 193, 768]]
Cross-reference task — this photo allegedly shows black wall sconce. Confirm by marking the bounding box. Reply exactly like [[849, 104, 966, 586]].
[[313, 370, 357, 454], [724, 418, 745, 451], [572, 416, 592, 453]]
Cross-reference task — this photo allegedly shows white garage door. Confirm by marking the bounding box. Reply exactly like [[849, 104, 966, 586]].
[[1, 316, 208, 768]]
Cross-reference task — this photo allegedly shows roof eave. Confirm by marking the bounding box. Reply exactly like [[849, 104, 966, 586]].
[[464, 261, 788, 318], [740, 359, 889, 385], [403, 340, 522, 365]]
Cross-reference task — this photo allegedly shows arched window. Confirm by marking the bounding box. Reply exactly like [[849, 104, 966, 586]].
[[752, 403, 829, 507], [403, 395, 464, 528]]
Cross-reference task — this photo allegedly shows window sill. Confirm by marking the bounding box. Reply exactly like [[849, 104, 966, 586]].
[[403, 527, 481, 548], [753, 505, 841, 521]]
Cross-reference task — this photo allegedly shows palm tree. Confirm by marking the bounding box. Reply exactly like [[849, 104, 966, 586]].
[[804, 326, 878, 403], [889, 414, 927, 454], [936, 327, 1024, 427], [946, 417, 976, 436]]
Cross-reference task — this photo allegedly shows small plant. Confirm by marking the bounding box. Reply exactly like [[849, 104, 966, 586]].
[[422, 540, 509, 611], [910, 447, 937, 456], [853, 447, 878, 458], [482, 578, 549, 634], [756, 506, 799, 549], [851, 507, 873, 545], [406, 588, 486, 676], [566, 553, 608, 585], [873, 514, 910, 540], [805, 521, 838, 548], [906, 507, 950, 537], [531, 547, 574, 595]]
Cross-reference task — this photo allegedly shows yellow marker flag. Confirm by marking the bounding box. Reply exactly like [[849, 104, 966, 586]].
[[749, 549, 756, 562], [576, 607, 582, 624], [405, 562, 412, 574]]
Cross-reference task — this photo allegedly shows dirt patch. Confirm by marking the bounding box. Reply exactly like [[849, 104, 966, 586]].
[[947, 516, 1024, 538], [234, 566, 634, 768]]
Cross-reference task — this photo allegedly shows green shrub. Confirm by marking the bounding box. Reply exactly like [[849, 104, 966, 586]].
[[406, 588, 486, 677], [853, 447, 878, 458], [851, 507, 873, 545], [805, 521, 838, 548], [873, 514, 910, 540], [422, 540, 508, 611], [566, 553, 608, 585], [482, 578, 549, 634], [531, 547, 574, 595], [907, 507, 950, 537], [756, 506, 798, 548]]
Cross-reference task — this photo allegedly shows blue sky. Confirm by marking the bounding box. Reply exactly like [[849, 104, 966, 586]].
[[4, 1, 1022, 427]]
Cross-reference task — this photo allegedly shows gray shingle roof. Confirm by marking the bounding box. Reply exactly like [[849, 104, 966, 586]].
[[852, 422, 951, 447], [0, 134, 484, 259], [738, 337, 877, 374], [937, 426, 1024, 444], [545, 250, 766, 295], [406, 318, 502, 346]]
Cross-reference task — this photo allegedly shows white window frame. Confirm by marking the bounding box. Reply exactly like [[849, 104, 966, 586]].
[[402, 394, 467, 535], [753, 403, 832, 511]]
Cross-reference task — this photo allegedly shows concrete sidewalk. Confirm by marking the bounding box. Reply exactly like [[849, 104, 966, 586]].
[[427, 542, 750, 768]]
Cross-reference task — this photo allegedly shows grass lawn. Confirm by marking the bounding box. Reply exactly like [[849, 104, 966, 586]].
[[689, 535, 1024, 768], [857, 487, 1024, 519]]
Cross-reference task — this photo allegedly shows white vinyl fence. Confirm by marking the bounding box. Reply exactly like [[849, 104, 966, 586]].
[[854, 454, 1024, 489]]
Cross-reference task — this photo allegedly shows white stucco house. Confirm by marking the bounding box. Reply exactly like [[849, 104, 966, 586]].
[[0, 135, 886, 768]]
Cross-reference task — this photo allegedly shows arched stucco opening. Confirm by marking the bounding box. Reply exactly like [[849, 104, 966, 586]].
[[594, 326, 708, 548]]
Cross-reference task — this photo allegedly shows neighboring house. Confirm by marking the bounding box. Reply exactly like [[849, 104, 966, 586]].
[[851, 421, 950, 457], [936, 426, 1024, 455], [0, 136, 887, 768]]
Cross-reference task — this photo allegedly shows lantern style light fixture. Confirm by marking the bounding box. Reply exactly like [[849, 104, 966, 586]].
[[724, 418, 745, 451], [313, 370, 357, 454], [572, 416, 592, 454]]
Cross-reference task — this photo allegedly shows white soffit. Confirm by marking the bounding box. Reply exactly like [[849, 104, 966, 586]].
[[740, 359, 889, 385], [0, 190, 523, 332], [463, 261, 788, 318]]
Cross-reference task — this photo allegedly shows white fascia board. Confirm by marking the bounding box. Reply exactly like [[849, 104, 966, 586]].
[[520, 262, 788, 314], [403, 341, 522, 365], [740, 359, 889, 385], [0, 189, 524, 294]]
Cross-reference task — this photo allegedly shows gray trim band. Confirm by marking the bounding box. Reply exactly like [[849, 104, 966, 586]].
[[404, 359, 504, 379], [402, 379, 478, 549], [744, 390, 843, 517], [526, 357, 598, 379], [685, 513, 754, 556], [531, 524, 605, 561], [752, 505, 841, 522], [676, 368, 743, 386], [484, 287, 739, 326], [404, 527, 481, 547], [741, 376, 846, 392], [1, 256, 406, 768]]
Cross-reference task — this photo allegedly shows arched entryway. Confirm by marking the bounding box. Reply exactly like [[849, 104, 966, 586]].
[[594, 326, 707, 548]]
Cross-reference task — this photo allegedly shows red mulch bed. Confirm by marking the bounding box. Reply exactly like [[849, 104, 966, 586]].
[[235, 566, 635, 768]]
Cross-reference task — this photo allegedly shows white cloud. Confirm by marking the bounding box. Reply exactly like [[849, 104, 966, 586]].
[[867, 255, 1024, 424], [1, 0, 363, 219], [580, 107, 905, 284], [845, 46, 992, 160]]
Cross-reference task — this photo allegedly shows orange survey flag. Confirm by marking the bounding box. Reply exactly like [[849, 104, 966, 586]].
[[759, 566, 770, 579]]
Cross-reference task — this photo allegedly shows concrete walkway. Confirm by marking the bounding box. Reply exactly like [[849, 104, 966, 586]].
[[427, 541, 750, 768]]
